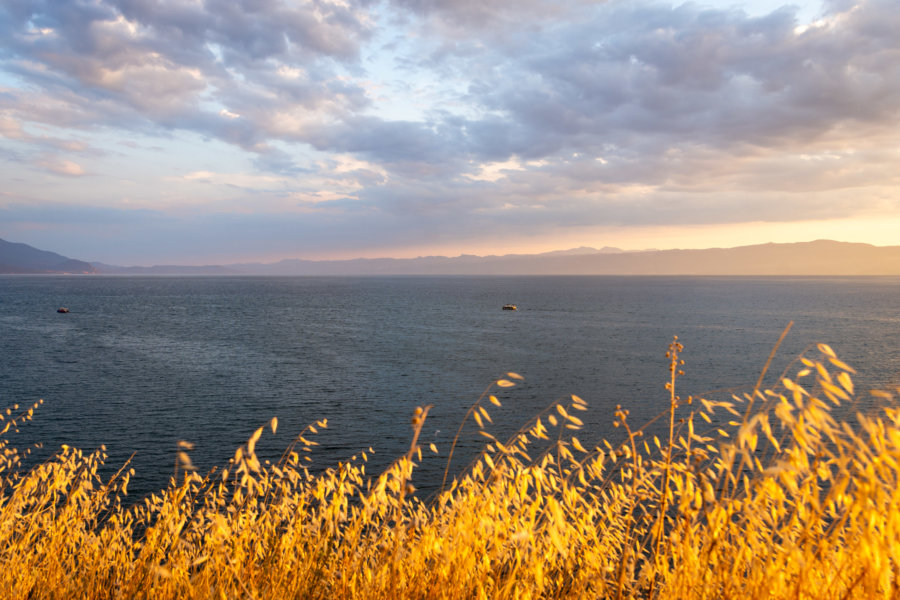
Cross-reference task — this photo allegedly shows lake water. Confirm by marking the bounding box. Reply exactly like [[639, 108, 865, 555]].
[[2, 275, 899, 498]]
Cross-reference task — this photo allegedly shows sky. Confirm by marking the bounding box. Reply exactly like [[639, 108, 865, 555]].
[[1, 0, 898, 265]]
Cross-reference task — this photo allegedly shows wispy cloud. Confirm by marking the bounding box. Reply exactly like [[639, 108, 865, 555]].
[[39, 157, 87, 176]]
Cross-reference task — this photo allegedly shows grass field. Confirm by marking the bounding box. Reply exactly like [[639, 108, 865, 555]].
[[2, 336, 899, 599]]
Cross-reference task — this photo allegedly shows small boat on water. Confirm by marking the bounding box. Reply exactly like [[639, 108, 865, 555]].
[[57, 307, 69, 313], [502, 304, 517, 311]]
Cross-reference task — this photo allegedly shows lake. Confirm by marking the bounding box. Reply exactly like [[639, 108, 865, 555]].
[[2, 275, 899, 497]]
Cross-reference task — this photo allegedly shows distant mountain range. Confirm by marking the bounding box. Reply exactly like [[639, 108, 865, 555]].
[[0, 238, 96, 274], [90, 262, 236, 275], [3, 238, 900, 275]]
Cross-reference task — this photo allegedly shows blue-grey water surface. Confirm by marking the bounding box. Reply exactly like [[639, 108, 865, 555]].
[[2, 275, 899, 498]]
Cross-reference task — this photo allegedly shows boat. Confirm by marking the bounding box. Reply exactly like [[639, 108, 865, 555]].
[[502, 304, 517, 311], [57, 307, 69, 313]]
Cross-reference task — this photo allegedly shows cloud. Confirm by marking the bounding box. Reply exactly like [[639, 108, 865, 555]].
[[463, 2, 899, 153], [1, 0, 374, 152], [36, 157, 86, 176], [0, 109, 93, 152], [385, 0, 596, 38]]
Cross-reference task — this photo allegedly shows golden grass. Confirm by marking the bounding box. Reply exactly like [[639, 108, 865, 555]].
[[2, 338, 900, 599]]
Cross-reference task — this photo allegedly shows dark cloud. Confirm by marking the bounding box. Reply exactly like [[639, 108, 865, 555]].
[[305, 115, 469, 177], [386, 0, 595, 37], [459, 1, 900, 156]]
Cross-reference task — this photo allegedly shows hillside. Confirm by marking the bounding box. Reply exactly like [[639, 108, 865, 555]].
[[0, 238, 96, 274]]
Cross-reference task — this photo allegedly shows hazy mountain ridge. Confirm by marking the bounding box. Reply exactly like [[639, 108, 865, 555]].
[[537, 246, 624, 256], [0, 238, 96, 274], [226, 240, 900, 275], [90, 262, 239, 275], [4, 239, 900, 276]]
